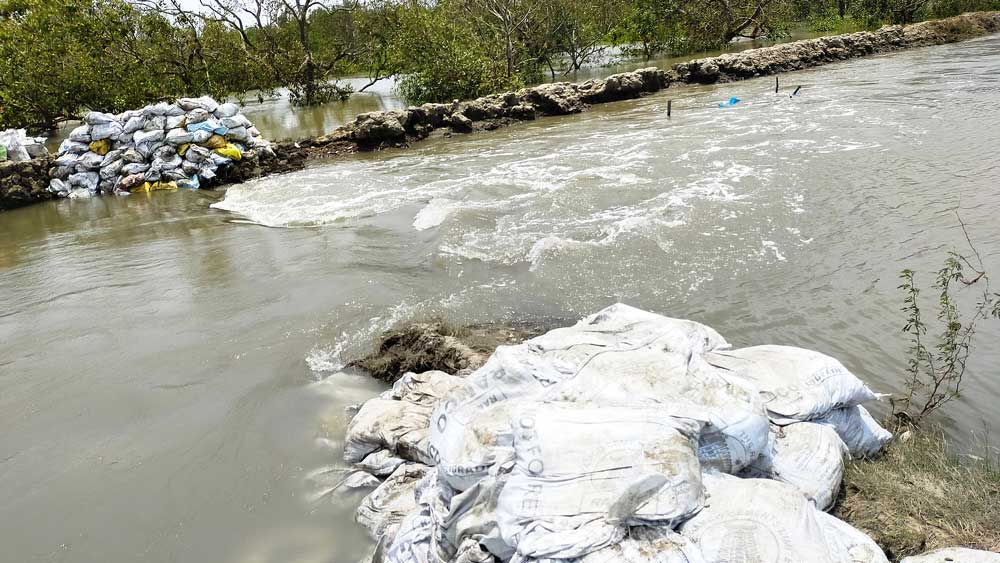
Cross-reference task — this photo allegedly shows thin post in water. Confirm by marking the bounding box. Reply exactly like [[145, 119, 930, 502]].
[[668, 100, 672, 117], [792, 86, 802, 97], [775, 76, 779, 94]]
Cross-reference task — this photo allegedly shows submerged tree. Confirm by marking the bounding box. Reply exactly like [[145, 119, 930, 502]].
[[195, 0, 357, 105], [681, 0, 793, 48], [453, 0, 547, 81], [612, 0, 682, 60], [390, 2, 517, 104], [546, 0, 626, 73]]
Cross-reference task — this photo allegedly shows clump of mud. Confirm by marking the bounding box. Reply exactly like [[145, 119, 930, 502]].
[[348, 318, 552, 383]]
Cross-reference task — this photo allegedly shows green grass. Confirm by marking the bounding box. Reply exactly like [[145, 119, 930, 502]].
[[835, 428, 1000, 561]]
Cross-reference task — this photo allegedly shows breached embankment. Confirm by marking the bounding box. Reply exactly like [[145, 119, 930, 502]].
[[298, 11, 1000, 155]]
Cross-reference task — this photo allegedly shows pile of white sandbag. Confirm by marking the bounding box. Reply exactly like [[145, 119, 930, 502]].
[[0, 129, 48, 162], [337, 304, 898, 563], [47, 96, 269, 198]]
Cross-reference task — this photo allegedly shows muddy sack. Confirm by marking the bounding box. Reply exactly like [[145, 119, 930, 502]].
[[538, 349, 769, 474], [741, 422, 848, 511], [357, 464, 431, 541], [345, 306, 895, 563], [705, 345, 881, 424], [576, 527, 707, 563], [429, 304, 743, 489], [48, 97, 271, 197], [679, 474, 885, 563], [69, 125, 91, 143], [814, 405, 893, 459], [358, 450, 408, 478], [496, 403, 705, 560], [1, 129, 46, 161], [345, 371, 466, 465]]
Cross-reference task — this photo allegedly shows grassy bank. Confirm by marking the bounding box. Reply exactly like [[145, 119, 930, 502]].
[[835, 428, 1000, 561]]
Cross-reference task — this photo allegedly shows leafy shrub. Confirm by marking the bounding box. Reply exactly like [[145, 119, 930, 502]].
[[893, 217, 1000, 426], [392, 7, 521, 104]]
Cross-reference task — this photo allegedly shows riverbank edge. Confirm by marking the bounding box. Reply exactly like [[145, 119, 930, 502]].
[[2, 11, 998, 212], [349, 319, 1000, 562], [288, 10, 1000, 158]]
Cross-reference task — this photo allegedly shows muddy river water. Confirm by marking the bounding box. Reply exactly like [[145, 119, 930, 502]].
[[3, 34, 1000, 563]]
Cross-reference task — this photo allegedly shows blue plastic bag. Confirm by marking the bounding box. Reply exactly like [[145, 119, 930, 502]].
[[177, 175, 201, 190], [718, 97, 741, 108], [185, 120, 228, 135]]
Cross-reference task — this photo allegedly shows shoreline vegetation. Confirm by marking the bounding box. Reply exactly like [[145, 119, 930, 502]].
[[3, 11, 1000, 212], [348, 318, 1000, 563], [4, 0, 1000, 133], [294, 10, 1000, 157]]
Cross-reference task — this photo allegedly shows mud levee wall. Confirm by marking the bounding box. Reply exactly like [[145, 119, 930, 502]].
[[672, 11, 1000, 83], [0, 158, 54, 211], [296, 12, 1000, 155], [3, 12, 998, 212]]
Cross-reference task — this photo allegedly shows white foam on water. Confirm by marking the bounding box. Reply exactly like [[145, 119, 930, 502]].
[[211, 79, 891, 275], [413, 198, 457, 230], [305, 302, 420, 377], [305, 334, 350, 375]]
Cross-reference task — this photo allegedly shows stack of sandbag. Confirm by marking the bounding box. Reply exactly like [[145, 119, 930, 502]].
[[0, 129, 48, 162], [47, 96, 270, 198], [705, 345, 893, 509], [337, 304, 895, 563]]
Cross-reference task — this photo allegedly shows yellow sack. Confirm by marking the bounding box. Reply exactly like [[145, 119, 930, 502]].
[[214, 143, 242, 161], [154, 181, 178, 191], [88, 139, 111, 155], [178, 143, 190, 157], [130, 181, 178, 194], [202, 134, 227, 149]]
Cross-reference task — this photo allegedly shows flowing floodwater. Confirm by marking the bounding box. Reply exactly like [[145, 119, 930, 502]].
[[43, 30, 826, 150], [4, 34, 1000, 563]]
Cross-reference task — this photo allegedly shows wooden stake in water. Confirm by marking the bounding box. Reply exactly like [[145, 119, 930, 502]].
[[775, 76, 779, 93], [668, 100, 672, 117], [792, 86, 802, 97]]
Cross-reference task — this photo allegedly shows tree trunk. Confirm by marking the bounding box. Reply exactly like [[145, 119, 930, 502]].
[[297, 5, 316, 105], [506, 35, 515, 78], [304, 54, 316, 105]]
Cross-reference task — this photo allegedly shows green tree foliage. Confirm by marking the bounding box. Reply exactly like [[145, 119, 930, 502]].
[[194, 0, 357, 106], [679, 0, 794, 49], [0, 0, 156, 130], [546, 0, 627, 72], [391, 3, 519, 104], [3, 0, 1000, 130], [0, 0, 267, 130], [354, 0, 407, 91], [615, 0, 685, 60], [789, 0, 1000, 29]]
